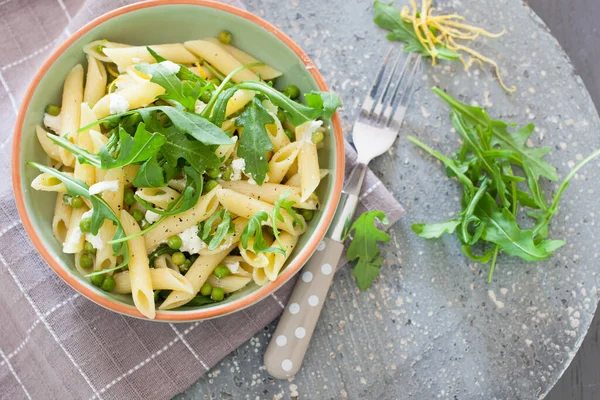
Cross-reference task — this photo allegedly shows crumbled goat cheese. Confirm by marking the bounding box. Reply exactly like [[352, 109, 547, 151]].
[[43, 113, 61, 134], [230, 158, 246, 181], [145, 210, 161, 224], [89, 180, 119, 195], [109, 94, 130, 115], [178, 225, 205, 254], [159, 60, 180, 74]]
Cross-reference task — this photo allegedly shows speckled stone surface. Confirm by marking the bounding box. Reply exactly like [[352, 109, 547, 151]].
[[176, 0, 600, 399]]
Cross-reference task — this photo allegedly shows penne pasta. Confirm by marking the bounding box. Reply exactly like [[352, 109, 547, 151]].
[[74, 104, 97, 186], [265, 232, 298, 281], [58, 64, 84, 167], [52, 193, 72, 244], [35, 125, 63, 162], [216, 189, 306, 236], [120, 210, 155, 319], [135, 187, 180, 210], [101, 168, 125, 214], [207, 274, 252, 294], [296, 123, 322, 202], [63, 206, 88, 254], [31, 172, 69, 193], [94, 220, 117, 271], [103, 43, 197, 69], [286, 169, 329, 187], [220, 181, 318, 209], [239, 238, 273, 269], [183, 40, 259, 82], [112, 268, 193, 295], [83, 40, 131, 63], [268, 142, 301, 184], [83, 55, 107, 107], [92, 81, 165, 119], [204, 37, 282, 80], [144, 186, 221, 251]]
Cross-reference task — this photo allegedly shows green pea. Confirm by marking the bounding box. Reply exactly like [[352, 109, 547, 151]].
[[90, 274, 105, 287], [62, 194, 72, 204], [206, 168, 220, 179], [209, 78, 221, 87], [218, 30, 232, 45], [283, 85, 300, 99], [221, 166, 233, 181], [211, 287, 225, 301], [302, 209, 314, 221], [132, 209, 144, 222], [172, 252, 186, 265], [47, 177, 61, 186], [200, 283, 213, 296], [200, 90, 212, 103], [124, 189, 136, 206], [84, 241, 96, 254], [45, 104, 61, 116], [71, 196, 84, 209], [203, 179, 218, 194], [277, 108, 286, 123], [79, 217, 92, 233], [80, 253, 94, 268], [167, 235, 182, 250], [180, 259, 192, 274], [213, 265, 231, 279], [284, 129, 295, 141], [311, 131, 324, 144], [101, 275, 116, 292]]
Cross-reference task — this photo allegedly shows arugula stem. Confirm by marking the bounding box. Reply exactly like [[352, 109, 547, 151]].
[[201, 62, 264, 119], [407, 135, 475, 194], [460, 178, 488, 244], [533, 148, 600, 236], [487, 245, 499, 283]]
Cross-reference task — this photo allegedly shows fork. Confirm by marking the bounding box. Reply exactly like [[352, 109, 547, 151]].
[[264, 49, 422, 379]]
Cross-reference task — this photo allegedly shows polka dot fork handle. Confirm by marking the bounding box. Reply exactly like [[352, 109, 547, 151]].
[[264, 238, 345, 379]]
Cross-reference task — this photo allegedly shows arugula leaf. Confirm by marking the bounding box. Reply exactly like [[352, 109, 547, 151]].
[[240, 211, 285, 255], [136, 62, 198, 111], [187, 295, 216, 306], [304, 91, 344, 120], [144, 116, 220, 173], [433, 87, 557, 182], [412, 219, 461, 238], [99, 123, 166, 169], [271, 191, 304, 248], [199, 209, 233, 251], [48, 134, 101, 168], [136, 106, 232, 146], [235, 97, 275, 184], [28, 162, 129, 271], [136, 166, 203, 216], [346, 210, 390, 290], [148, 243, 177, 266], [373, 1, 459, 60], [475, 193, 564, 261], [146, 46, 168, 63], [133, 156, 167, 188]]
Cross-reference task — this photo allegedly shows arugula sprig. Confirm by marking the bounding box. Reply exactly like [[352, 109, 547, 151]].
[[346, 210, 391, 291], [373, 1, 459, 61], [28, 162, 130, 276], [271, 191, 304, 248], [411, 88, 600, 281], [198, 209, 233, 250], [240, 211, 286, 256], [135, 166, 203, 216]]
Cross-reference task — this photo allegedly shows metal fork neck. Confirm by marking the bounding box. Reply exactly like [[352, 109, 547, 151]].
[[327, 162, 368, 242]]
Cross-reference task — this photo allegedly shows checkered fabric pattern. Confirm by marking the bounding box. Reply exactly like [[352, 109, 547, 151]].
[[0, 1, 405, 399]]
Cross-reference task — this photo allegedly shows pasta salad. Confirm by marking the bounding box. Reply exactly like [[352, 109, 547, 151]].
[[28, 32, 342, 319]]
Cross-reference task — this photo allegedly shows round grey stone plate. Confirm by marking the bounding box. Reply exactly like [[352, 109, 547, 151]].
[[179, 0, 600, 399]]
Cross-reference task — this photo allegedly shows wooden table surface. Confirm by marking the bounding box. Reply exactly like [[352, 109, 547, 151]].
[[527, 1, 600, 399]]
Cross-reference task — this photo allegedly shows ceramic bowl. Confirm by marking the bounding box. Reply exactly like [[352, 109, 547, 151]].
[[12, 0, 344, 321]]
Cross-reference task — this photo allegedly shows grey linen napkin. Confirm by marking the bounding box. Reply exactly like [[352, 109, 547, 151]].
[[0, 1, 405, 399]]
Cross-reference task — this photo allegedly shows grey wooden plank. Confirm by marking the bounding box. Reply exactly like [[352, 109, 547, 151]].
[[526, 1, 600, 399]]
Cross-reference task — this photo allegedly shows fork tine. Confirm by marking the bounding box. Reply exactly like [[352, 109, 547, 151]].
[[360, 48, 394, 115], [371, 50, 404, 119], [385, 53, 422, 128]]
